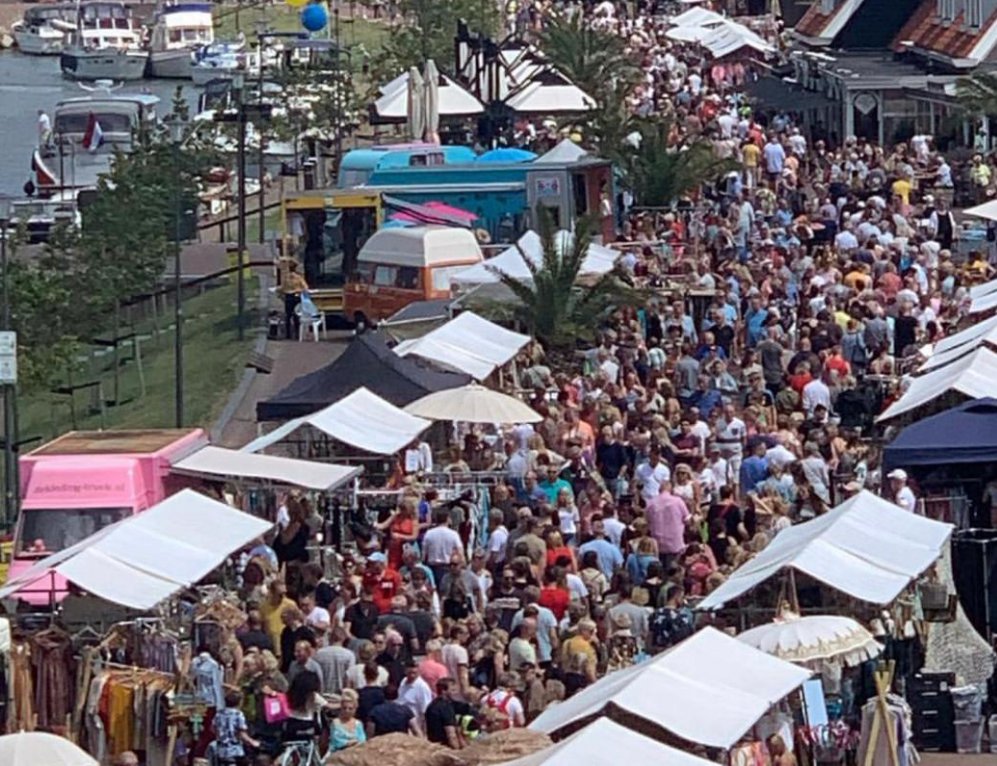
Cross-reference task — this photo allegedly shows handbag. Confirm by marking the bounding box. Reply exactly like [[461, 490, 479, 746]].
[[263, 693, 290, 724]]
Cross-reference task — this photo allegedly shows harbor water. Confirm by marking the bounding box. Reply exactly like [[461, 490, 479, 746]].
[[0, 50, 202, 197]]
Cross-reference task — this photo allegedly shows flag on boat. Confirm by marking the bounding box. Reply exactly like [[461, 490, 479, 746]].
[[82, 113, 104, 153]]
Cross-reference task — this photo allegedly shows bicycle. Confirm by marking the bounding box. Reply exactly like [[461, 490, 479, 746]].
[[276, 739, 324, 766]]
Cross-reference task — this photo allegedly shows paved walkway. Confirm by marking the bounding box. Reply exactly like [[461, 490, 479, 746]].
[[216, 330, 351, 447]]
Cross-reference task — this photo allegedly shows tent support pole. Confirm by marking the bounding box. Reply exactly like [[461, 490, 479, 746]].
[[788, 569, 800, 613]]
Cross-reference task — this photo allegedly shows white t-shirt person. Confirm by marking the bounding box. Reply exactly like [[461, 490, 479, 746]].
[[888, 470, 917, 513]]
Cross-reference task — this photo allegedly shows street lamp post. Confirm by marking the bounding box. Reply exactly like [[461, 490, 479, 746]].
[[233, 69, 247, 341], [0, 195, 15, 530], [166, 118, 186, 428]]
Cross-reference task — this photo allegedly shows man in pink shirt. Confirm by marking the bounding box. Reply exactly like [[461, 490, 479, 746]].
[[418, 638, 449, 696], [644, 481, 691, 569]]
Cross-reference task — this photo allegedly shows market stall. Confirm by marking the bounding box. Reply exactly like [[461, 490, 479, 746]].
[[697, 491, 952, 611], [505, 718, 715, 766], [256, 332, 469, 421], [246, 386, 432, 457], [529, 626, 811, 748], [876, 347, 997, 422], [173, 446, 362, 491], [393, 310, 531, 381]]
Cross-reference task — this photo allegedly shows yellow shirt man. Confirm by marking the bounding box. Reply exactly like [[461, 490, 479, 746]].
[[260, 594, 296, 657], [891, 178, 911, 205]]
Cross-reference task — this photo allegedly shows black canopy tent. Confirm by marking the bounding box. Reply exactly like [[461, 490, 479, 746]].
[[256, 331, 470, 421]]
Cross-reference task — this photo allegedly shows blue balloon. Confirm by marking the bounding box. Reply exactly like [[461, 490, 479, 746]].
[[301, 3, 328, 32]]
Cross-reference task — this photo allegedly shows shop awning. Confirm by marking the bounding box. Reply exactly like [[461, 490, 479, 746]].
[[746, 76, 837, 112], [393, 311, 530, 380], [244, 386, 432, 456], [529, 627, 810, 748], [963, 199, 997, 223], [172, 446, 362, 491], [0, 489, 271, 610], [508, 718, 714, 766], [877, 347, 997, 421], [697, 491, 952, 611]]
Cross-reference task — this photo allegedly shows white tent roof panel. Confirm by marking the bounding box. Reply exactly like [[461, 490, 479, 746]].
[[373, 72, 485, 119], [963, 199, 997, 223], [241, 387, 431, 456], [451, 230, 617, 286], [920, 315, 997, 371], [394, 311, 530, 380], [670, 6, 726, 26], [529, 627, 809, 748], [506, 718, 714, 766], [0, 489, 271, 609], [970, 287, 997, 315], [697, 491, 952, 610], [877, 347, 997, 421], [504, 82, 596, 114], [173, 446, 362, 491]]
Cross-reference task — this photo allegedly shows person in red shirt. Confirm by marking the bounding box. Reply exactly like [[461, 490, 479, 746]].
[[537, 566, 570, 621], [823, 346, 851, 378], [362, 552, 403, 614], [787, 361, 814, 394]]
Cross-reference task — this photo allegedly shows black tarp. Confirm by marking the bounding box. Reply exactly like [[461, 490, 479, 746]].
[[745, 76, 836, 113], [256, 331, 470, 421]]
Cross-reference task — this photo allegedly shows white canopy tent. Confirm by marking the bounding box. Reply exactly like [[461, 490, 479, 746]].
[[0, 489, 272, 610], [963, 199, 997, 223], [970, 286, 997, 315], [241, 387, 431, 456], [373, 70, 485, 120], [535, 138, 589, 165], [969, 278, 997, 299], [529, 626, 810, 748], [697, 491, 952, 611], [393, 311, 531, 380], [670, 6, 726, 26], [506, 718, 715, 766], [701, 23, 775, 57], [876, 347, 997, 421], [172, 446, 362, 491], [504, 71, 597, 114], [919, 314, 997, 371], [451, 230, 618, 287]]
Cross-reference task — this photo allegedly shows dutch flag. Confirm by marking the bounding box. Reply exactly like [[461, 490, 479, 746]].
[[82, 112, 104, 153]]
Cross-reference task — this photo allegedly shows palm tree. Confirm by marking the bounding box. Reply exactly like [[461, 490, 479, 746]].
[[486, 210, 633, 349], [539, 13, 641, 105], [626, 119, 738, 208], [956, 71, 997, 116]]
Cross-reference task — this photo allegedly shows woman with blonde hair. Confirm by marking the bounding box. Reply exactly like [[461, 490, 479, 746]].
[[330, 688, 366, 751]]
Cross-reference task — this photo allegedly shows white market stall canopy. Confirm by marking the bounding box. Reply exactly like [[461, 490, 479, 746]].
[[969, 278, 997, 299], [0, 489, 271, 610], [970, 284, 997, 315], [701, 22, 775, 57], [963, 199, 997, 223], [451, 230, 618, 287], [172, 446, 362, 491], [241, 386, 431, 456], [373, 70, 484, 120], [877, 347, 997, 421], [670, 6, 726, 26], [697, 491, 952, 611], [506, 718, 715, 766], [529, 626, 810, 749], [919, 314, 997, 372], [504, 70, 596, 114], [393, 311, 530, 380]]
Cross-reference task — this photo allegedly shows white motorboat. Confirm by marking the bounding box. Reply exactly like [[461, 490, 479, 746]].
[[146, 1, 214, 79], [10, 194, 81, 242], [32, 87, 160, 193], [59, 2, 148, 81], [190, 46, 259, 86], [12, 4, 77, 55]]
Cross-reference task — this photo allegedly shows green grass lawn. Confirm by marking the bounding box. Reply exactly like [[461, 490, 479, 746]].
[[213, 3, 389, 57], [14, 279, 258, 446]]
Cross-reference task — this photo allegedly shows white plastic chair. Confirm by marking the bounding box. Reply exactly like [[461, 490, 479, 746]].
[[295, 304, 325, 341]]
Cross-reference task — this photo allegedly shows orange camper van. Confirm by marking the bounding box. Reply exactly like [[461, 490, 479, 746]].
[[343, 225, 484, 330]]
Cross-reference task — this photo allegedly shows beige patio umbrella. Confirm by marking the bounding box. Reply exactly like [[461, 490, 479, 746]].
[[406, 66, 425, 142], [0, 732, 98, 766], [737, 613, 882, 667], [404, 383, 543, 423], [424, 58, 440, 144]]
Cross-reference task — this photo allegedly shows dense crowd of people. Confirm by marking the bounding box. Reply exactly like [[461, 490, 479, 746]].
[[190, 2, 997, 765]]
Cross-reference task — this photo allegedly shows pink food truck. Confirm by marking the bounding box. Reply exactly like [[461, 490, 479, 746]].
[[9, 428, 209, 604]]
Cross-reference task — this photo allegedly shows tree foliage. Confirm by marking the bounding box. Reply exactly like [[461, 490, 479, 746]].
[[7, 122, 212, 393], [539, 13, 641, 102], [485, 210, 634, 349], [370, 0, 501, 81], [625, 119, 738, 208], [956, 71, 997, 116]]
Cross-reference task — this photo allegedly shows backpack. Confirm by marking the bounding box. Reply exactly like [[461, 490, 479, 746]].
[[484, 691, 515, 731]]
